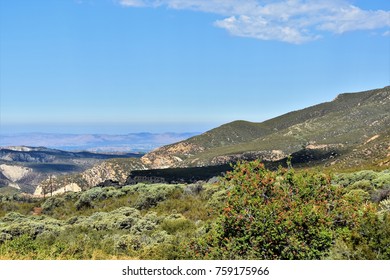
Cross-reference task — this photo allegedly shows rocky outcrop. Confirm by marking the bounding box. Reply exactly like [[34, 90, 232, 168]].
[[0, 164, 32, 182], [34, 182, 82, 197], [81, 161, 134, 187], [141, 142, 205, 168], [0, 164, 44, 192], [34, 158, 147, 196]]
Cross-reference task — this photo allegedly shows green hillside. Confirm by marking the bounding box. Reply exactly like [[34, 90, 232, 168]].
[[142, 86, 390, 169]]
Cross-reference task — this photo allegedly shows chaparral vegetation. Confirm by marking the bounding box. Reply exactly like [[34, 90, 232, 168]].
[[0, 160, 389, 260]]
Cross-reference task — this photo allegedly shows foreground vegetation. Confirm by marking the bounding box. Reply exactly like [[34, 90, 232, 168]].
[[0, 161, 389, 259]]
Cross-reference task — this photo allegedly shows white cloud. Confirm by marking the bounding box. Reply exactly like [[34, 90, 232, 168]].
[[119, 0, 160, 7], [214, 15, 318, 43], [117, 0, 390, 44], [119, 0, 146, 7]]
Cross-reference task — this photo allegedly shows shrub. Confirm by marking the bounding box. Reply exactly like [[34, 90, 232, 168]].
[[329, 207, 390, 260], [134, 184, 183, 210], [121, 184, 144, 194], [73, 207, 141, 231], [161, 214, 195, 234], [64, 191, 79, 201], [205, 189, 227, 212], [42, 196, 65, 213], [75, 187, 105, 209], [349, 179, 373, 193], [0, 234, 37, 257], [378, 198, 390, 216], [130, 212, 158, 234], [372, 171, 390, 188], [343, 189, 370, 204], [186, 160, 359, 260], [0, 212, 65, 239], [184, 183, 203, 196]]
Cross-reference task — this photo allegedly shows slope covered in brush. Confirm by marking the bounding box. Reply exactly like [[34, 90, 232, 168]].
[[142, 86, 390, 168]]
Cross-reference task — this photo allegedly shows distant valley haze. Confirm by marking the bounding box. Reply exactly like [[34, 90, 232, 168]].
[[0, 132, 200, 153]]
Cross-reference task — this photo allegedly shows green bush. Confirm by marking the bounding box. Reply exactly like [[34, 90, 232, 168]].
[[42, 196, 65, 213], [344, 189, 370, 204], [75, 187, 104, 209], [349, 179, 373, 192], [329, 207, 390, 260], [0, 234, 37, 257], [130, 212, 158, 234], [0, 212, 65, 240], [72, 207, 141, 231], [134, 184, 183, 210], [161, 214, 195, 234], [185, 160, 359, 260]]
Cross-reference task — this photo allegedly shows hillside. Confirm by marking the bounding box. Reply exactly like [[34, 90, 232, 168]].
[[4, 86, 389, 195], [142, 86, 390, 169], [0, 147, 143, 194]]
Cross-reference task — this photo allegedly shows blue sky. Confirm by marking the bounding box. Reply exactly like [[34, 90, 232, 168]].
[[0, 0, 389, 134]]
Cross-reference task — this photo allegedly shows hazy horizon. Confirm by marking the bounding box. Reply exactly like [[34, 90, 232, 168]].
[[0, 122, 211, 135], [1, 0, 389, 136]]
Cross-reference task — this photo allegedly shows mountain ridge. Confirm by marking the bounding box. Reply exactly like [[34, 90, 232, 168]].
[[142, 86, 390, 168]]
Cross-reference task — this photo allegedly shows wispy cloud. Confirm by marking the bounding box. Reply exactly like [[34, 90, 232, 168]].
[[117, 0, 390, 44]]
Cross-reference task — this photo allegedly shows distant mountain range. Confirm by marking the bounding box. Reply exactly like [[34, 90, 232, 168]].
[[0, 132, 200, 153], [1, 86, 389, 194]]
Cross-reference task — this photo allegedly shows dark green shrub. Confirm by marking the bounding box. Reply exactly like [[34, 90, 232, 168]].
[[185, 160, 358, 260], [42, 196, 65, 213], [349, 179, 373, 193], [344, 189, 370, 204], [75, 188, 104, 209], [329, 206, 390, 260], [134, 184, 183, 210], [1, 234, 37, 256], [161, 214, 195, 234]]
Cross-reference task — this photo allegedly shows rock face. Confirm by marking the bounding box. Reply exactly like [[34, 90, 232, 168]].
[[0, 164, 31, 182], [34, 158, 147, 196], [34, 182, 81, 197], [81, 161, 139, 187], [141, 142, 205, 168], [0, 164, 44, 192]]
